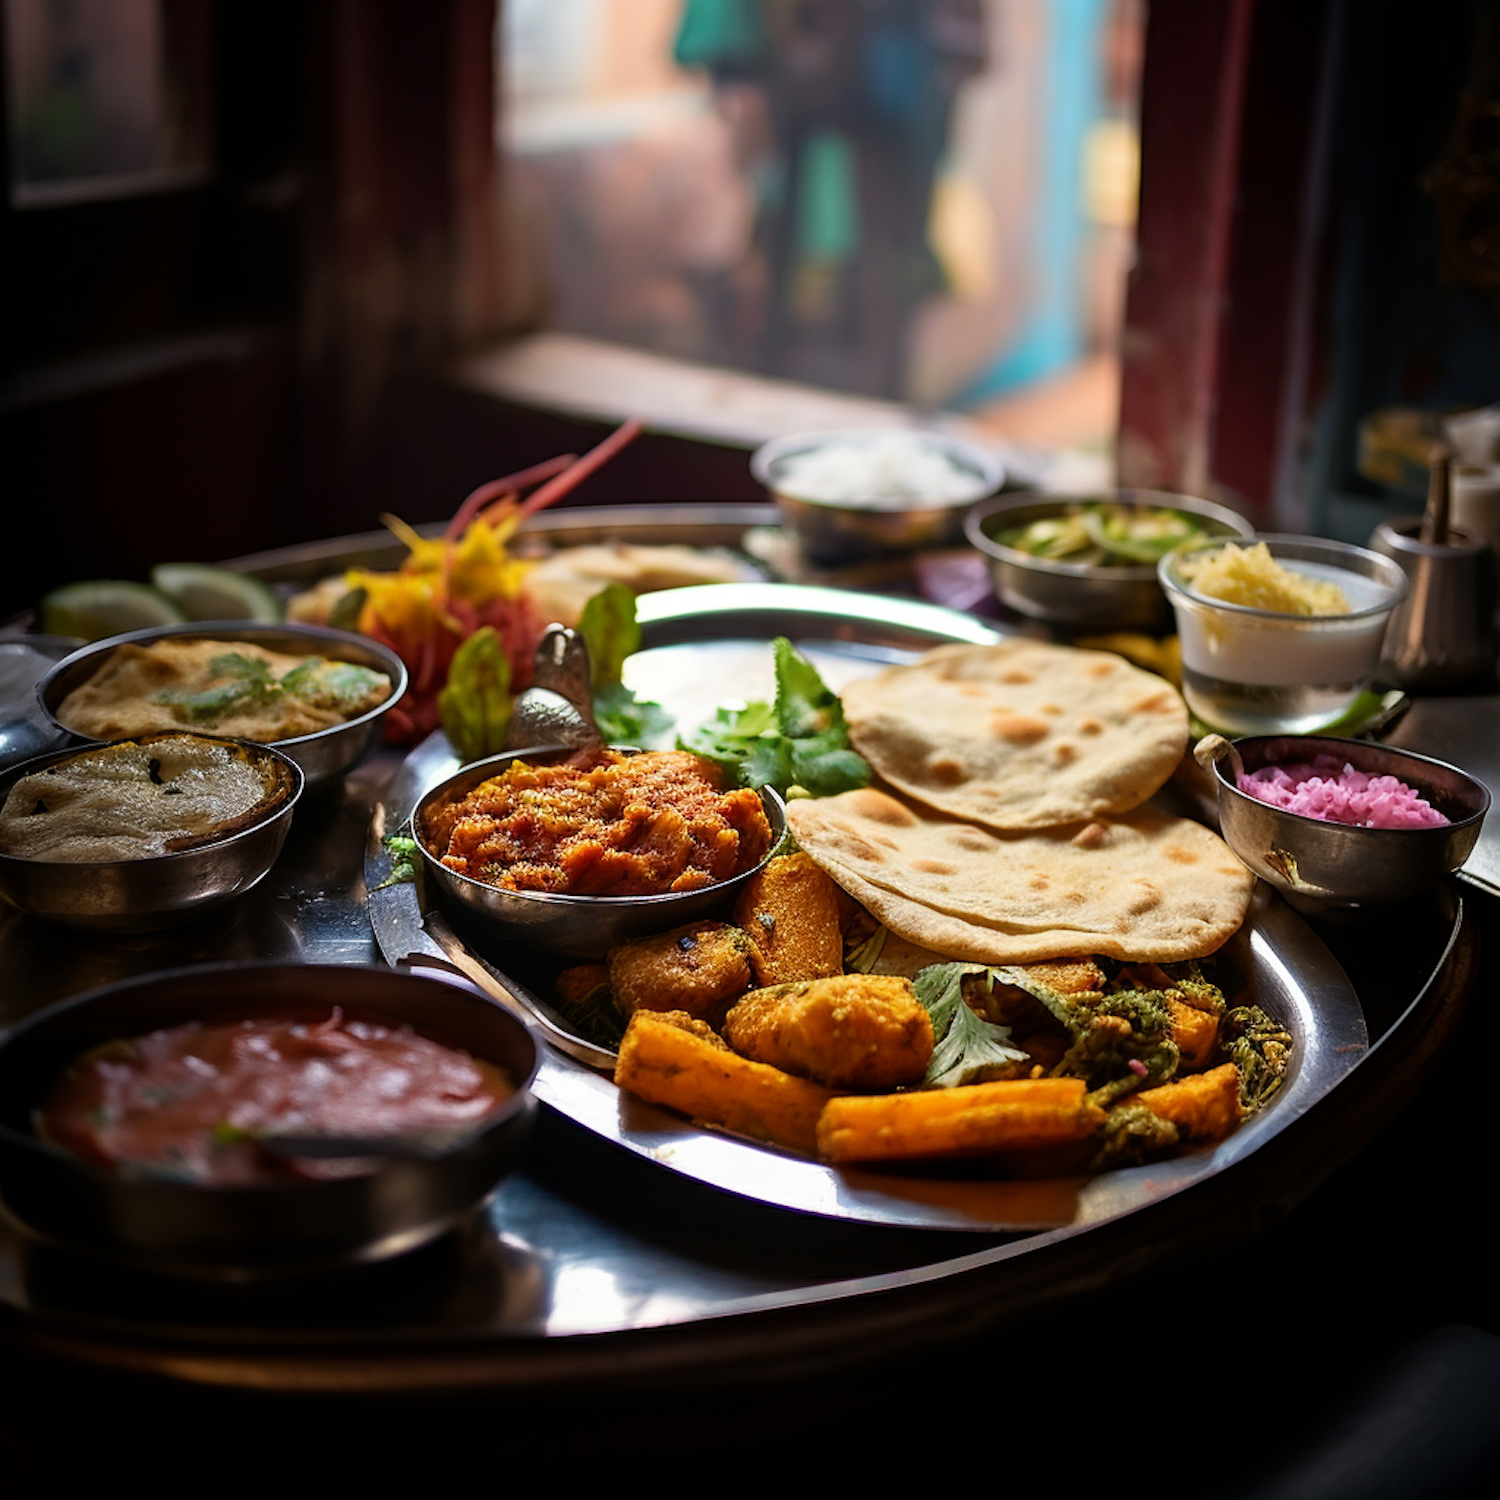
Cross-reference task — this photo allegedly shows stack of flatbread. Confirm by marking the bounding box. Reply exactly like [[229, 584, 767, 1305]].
[[787, 640, 1254, 964]]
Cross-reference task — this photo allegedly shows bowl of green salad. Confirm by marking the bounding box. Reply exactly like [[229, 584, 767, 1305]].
[[964, 489, 1254, 633]]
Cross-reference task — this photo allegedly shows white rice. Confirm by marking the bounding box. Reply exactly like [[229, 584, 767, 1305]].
[[773, 433, 988, 509]]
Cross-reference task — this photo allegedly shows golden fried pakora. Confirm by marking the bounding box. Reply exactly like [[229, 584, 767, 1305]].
[[606, 921, 754, 1020], [614, 1008, 833, 1154], [732, 851, 844, 985], [723, 973, 932, 1091]]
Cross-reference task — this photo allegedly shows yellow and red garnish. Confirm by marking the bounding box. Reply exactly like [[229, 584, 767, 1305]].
[[347, 421, 642, 742]]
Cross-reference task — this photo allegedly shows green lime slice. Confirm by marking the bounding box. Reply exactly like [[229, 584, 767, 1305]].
[[150, 563, 282, 623], [38, 580, 188, 641]]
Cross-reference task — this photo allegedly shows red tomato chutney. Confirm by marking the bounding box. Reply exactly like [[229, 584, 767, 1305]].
[[36, 1009, 514, 1185]]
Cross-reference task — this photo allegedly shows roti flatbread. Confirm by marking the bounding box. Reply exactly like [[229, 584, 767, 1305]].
[[841, 640, 1189, 830], [787, 787, 1253, 964]]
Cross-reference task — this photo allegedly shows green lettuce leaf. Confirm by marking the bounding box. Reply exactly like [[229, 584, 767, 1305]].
[[439, 626, 512, 764], [577, 581, 640, 688]]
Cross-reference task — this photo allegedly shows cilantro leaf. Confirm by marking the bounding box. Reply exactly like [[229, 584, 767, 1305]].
[[914, 963, 1030, 1088], [677, 638, 870, 798], [773, 635, 846, 741], [593, 680, 675, 746], [371, 834, 420, 891]]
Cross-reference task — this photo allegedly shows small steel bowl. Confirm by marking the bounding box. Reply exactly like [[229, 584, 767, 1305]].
[[0, 962, 539, 1277], [0, 734, 303, 931], [36, 621, 408, 794], [1198, 734, 1490, 913], [415, 745, 789, 961], [751, 428, 1004, 565], [965, 488, 1255, 632]]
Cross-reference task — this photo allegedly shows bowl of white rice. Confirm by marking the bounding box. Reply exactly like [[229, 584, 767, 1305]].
[[751, 428, 1004, 564]]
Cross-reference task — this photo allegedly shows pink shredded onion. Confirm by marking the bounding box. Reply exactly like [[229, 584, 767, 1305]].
[[1237, 755, 1449, 829]]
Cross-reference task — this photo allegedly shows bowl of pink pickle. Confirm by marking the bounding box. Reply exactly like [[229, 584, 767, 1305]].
[[1195, 733, 1490, 912]]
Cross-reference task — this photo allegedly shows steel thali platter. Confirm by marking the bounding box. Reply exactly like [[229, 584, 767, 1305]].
[[366, 582, 1369, 1235]]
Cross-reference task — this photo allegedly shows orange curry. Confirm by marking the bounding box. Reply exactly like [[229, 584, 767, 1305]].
[[422, 749, 774, 896]]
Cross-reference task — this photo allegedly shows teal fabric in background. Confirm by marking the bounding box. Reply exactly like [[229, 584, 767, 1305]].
[[795, 131, 859, 261], [672, 0, 767, 72], [956, 0, 1107, 406]]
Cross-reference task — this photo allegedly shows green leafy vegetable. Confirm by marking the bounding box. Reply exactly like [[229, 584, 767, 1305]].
[[371, 834, 420, 891], [310, 660, 388, 709], [996, 964, 1178, 1106], [843, 922, 888, 974], [438, 627, 512, 765], [996, 502, 1211, 567], [913, 963, 1030, 1088], [561, 979, 627, 1050], [577, 582, 640, 688], [1089, 1100, 1180, 1170], [678, 637, 871, 798], [592, 679, 675, 745], [1217, 1004, 1292, 1116], [154, 652, 387, 725], [575, 583, 673, 745], [156, 653, 277, 721]]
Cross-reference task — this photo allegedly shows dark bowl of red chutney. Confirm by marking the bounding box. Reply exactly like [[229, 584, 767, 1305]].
[[0, 962, 540, 1278]]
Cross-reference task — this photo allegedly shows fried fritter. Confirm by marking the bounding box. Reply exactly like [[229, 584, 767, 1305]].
[[732, 851, 844, 985], [723, 973, 933, 1091], [554, 963, 611, 1012], [615, 1008, 833, 1154], [607, 921, 753, 1020]]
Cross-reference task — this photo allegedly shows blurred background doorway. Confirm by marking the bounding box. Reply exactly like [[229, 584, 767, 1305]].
[[500, 0, 1142, 448]]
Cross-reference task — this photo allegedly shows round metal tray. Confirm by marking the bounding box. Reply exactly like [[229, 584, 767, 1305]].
[[369, 582, 1368, 1235], [0, 514, 1471, 1395]]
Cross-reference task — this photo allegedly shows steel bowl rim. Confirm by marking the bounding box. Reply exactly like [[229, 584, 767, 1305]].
[[1208, 734, 1492, 838], [0, 732, 305, 875], [34, 619, 410, 751], [0, 960, 541, 1197], [750, 427, 1005, 511], [964, 489, 1256, 582], [1159, 533, 1410, 624], [414, 743, 789, 914]]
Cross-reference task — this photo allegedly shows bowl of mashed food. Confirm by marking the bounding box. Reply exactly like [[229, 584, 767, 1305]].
[[37, 622, 407, 793], [0, 732, 302, 930], [965, 489, 1255, 631], [0, 961, 539, 1275], [1159, 536, 1408, 734], [1196, 734, 1489, 911], [751, 428, 1004, 564], [416, 744, 787, 960]]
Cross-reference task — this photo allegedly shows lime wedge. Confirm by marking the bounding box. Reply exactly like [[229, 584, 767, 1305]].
[[38, 580, 188, 641], [151, 563, 282, 623]]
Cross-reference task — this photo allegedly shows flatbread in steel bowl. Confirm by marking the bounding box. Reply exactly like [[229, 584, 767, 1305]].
[[786, 788, 1254, 964], [840, 639, 1189, 830]]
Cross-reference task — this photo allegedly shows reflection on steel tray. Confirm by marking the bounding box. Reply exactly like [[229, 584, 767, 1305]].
[[366, 583, 1370, 1234]]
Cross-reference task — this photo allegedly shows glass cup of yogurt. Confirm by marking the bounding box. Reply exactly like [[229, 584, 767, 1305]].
[[1159, 535, 1408, 734]]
